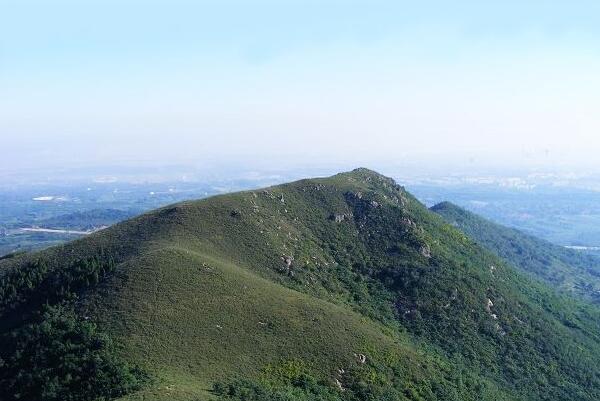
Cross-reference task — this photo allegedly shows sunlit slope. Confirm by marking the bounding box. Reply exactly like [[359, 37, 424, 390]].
[[89, 246, 461, 400]]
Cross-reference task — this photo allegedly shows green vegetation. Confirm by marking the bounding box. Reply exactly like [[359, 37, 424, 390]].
[[213, 357, 513, 401], [432, 201, 600, 303], [0, 255, 146, 400], [0, 255, 116, 313], [0, 304, 145, 401], [1, 168, 600, 401], [37, 209, 135, 230]]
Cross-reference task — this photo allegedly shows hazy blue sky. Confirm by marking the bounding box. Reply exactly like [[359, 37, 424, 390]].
[[2, 1, 600, 172]]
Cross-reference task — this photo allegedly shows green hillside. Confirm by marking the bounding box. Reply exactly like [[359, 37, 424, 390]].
[[431, 201, 600, 303], [1, 168, 600, 401]]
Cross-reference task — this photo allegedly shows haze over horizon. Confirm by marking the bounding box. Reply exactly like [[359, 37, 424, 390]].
[[2, 1, 600, 173]]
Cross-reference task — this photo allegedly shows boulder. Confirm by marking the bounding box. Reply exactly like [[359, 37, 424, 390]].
[[281, 255, 294, 268]]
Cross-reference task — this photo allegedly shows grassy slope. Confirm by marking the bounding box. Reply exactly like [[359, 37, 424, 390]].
[[2, 168, 600, 400], [90, 247, 410, 399], [431, 201, 600, 303]]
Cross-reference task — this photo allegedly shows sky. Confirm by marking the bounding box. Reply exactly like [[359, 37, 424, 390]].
[[2, 0, 600, 174]]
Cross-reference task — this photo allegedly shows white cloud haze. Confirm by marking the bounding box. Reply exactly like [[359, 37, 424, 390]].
[[2, 1, 600, 173]]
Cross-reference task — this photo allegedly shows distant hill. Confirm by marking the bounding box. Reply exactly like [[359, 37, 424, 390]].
[[1, 169, 600, 401], [36, 209, 136, 230], [431, 201, 600, 303]]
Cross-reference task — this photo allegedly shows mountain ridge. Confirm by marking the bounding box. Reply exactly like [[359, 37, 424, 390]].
[[431, 200, 600, 303]]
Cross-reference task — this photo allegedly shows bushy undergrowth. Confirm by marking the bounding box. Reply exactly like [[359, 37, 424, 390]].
[[0, 303, 146, 401], [0, 255, 146, 401], [213, 357, 514, 401], [0, 254, 116, 314]]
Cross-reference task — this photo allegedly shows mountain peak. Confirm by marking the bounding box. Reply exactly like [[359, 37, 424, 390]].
[[430, 201, 460, 212], [346, 167, 390, 180], [331, 167, 401, 191], [349, 166, 383, 175]]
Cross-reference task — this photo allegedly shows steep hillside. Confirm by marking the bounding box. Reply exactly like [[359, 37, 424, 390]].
[[431, 201, 600, 303], [1, 168, 600, 401]]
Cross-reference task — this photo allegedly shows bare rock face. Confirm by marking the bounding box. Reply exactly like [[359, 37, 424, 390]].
[[354, 353, 367, 364], [330, 212, 353, 223], [281, 255, 294, 268], [346, 191, 363, 200], [419, 244, 432, 258], [332, 214, 346, 223], [485, 298, 494, 313], [401, 217, 417, 228]]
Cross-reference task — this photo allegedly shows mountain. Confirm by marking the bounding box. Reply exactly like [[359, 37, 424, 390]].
[[431, 201, 600, 303], [1, 168, 600, 401]]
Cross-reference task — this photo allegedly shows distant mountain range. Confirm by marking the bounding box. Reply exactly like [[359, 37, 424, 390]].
[[1, 169, 599, 401]]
